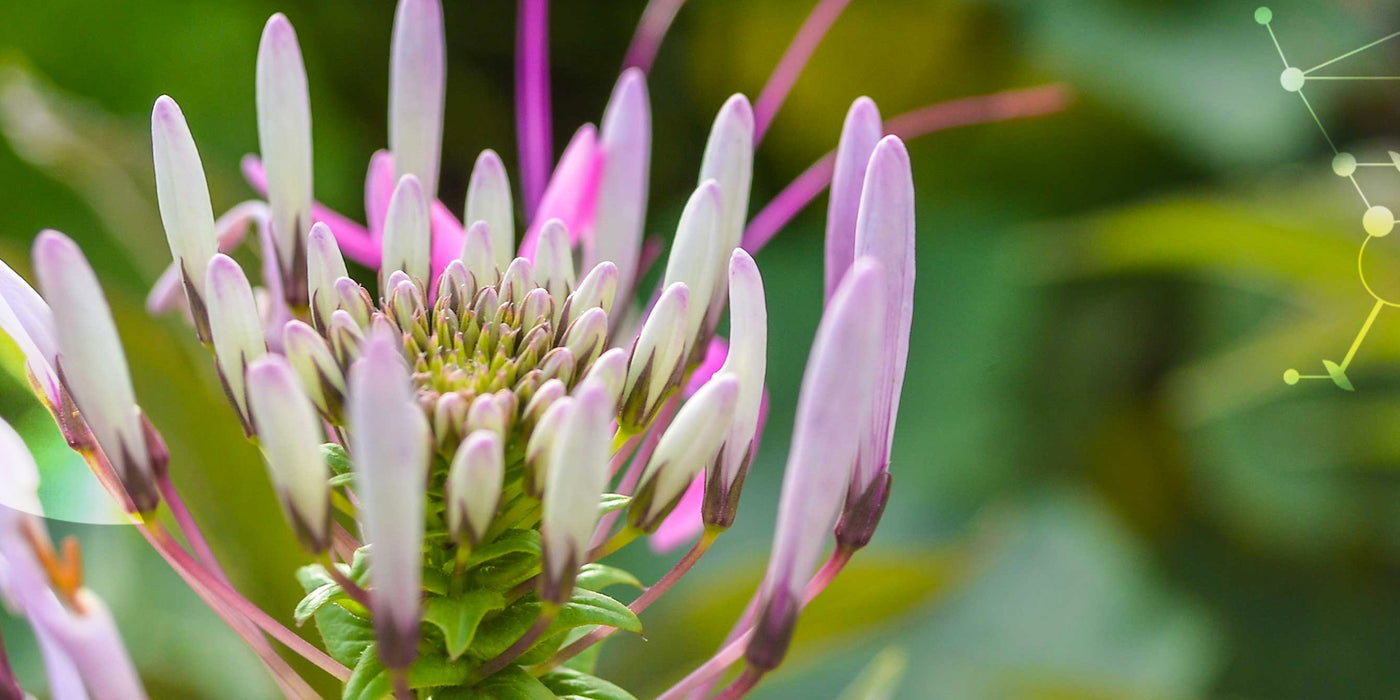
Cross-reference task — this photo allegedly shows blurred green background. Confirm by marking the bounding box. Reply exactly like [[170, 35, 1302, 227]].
[[4, 0, 1400, 697]]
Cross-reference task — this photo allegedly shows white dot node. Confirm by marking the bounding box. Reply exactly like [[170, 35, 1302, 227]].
[[1280, 67, 1305, 92], [1332, 152, 1357, 177], [1364, 206, 1394, 237]]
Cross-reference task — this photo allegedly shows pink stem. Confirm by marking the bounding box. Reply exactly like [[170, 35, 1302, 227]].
[[623, 0, 687, 73], [656, 630, 753, 700], [741, 83, 1072, 253], [137, 524, 323, 697], [156, 472, 230, 584], [714, 667, 764, 700], [516, 0, 553, 215], [143, 523, 352, 681], [752, 0, 854, 144]]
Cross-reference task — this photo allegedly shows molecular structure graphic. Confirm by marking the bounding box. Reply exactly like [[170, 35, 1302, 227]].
[[1257, 6, 1400, 390]]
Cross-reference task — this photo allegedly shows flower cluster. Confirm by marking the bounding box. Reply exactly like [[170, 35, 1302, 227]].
[[0, 0, 1063, 697]]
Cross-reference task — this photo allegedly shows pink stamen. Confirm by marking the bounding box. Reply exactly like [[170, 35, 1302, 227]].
[[741, 83, 1071, 253], [623, 0, 688, 73], [241, 155, 381, 266], [516, 0, 553, 214], [753, 0, 854, 144]]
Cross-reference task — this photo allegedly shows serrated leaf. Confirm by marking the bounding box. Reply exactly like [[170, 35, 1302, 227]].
[[574, 564, 642, 592], [344, 645, 391, 700], [295, 582, 346, 625], [552, 589, 641, 635], [540, 667, 637, 700], [313, 602, 376, 667], [467, 529, 542, 568], [470, 589, 641, 662], [424, 590, 507, 659], [322, 443, 353, 475], [596, 494, 630, 516]]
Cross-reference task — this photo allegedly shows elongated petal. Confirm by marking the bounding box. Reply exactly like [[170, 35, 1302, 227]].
[[282, 319, 344, 420], [825, 97, 882, 301], [347, 327, 429, 670], [0, 419, 41, 517], [459, 221, 497, 288], [147, 200, 269, 316], [632, 374, 737, 530], [240, 156, 379, 266], [465, 149, 515, 270], [33, 231, 156, 513], [35, 591, 147, 700], [365, 149, 396, 238], [579, 347, 627, 406], [381, 174, 432, 291], [256, 13, 314, 306], [592, 69, 651, 295], [389, 0, 446, 197], [697, 95, 754, 329], [561, 307, 608, 370], [851, 136, 915, 494], [748, 259, 885, 670], [246, 355, 329, 551], [446, 430, 503, 546], [620, 282, 689, 430], [151, 95, 219, 339], [520, 126, 602, 259], [540, 382, 612, 604], [661, 181, 721, 356], [306, 222, 348, 332], [205, 255, 268, 433], [0, 259, 59, 406], [714, 249, 767, 489], [515, 0, 552, 214]]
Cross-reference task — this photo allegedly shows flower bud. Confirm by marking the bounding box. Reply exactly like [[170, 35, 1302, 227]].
[[380, 174, 431, 294], [561, 261, 618, 334], [256, 13, 314, 307], [433, 392, 468, 447], [747, 259, 885, 672], [661, 181, 721, 358], [620, 282, 689, 430], [579, 347, 627, 406], [334, 276, 376, 328], [518, 287, 554, 332], [631, 374, 738, 531], [446, 430, 503, 547], [327, 309, 366, 369], [347, 326, 430, 671], [538, 347, 576, 388], [0, 259, 59, 409], [466, 393, 510, 439], [434, 259, 474, 319], [389, 0, 446, 198], [499, 257, 536, 307], [246, 355, 330, 552], [524, 395, 571, 498], [521, 378, 566, 431], [282, 320, 345, 421], [460, 221, 498, 288], [592, 68, 650, 299], [465, 149, 515, 270], [825, 97, 882, 301], [561, 307, 608, 371], [151, 95, 218, 341], [33, 231, 160, 513], [540, 383, 613, 604], [533, 219, 575, 310], [705, 249, 767, 527], [306, 222, 348, 332], [697, 94, 754, 332], [204, 254, 268, 434]]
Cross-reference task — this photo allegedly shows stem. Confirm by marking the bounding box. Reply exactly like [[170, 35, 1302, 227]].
[[136, 523, 324, 697], [156, 472, 229, 583], [331, 521, 360, 562], [322, 556, 372, 609], [803, 547, 852, 605], [537, 528, 719, 673], [144, 522, 351, 681], [588, 525, 641, 562], [476, 606, 558, 680], [655, 630, 753, 700], [714, 667, 764, 700]]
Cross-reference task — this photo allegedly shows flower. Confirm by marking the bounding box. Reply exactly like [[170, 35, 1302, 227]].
[[0, 0, 1068, 694]]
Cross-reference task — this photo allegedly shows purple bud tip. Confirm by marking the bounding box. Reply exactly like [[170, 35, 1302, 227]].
[[151, 94, 182, 125], [32, 229, 77, 269], [720, 93, 755, 131]]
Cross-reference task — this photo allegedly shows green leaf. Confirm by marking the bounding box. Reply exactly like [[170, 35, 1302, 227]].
[[467, 529, 541, 568], [343, 645, 391, 700], [296, 562, 334, 592], [552, 589, 641, 636], [322, 443, 354, 475], [540, 667, 637, 700], [470, 598, 542, 659], [596, 494, 630, 516], [574, 564, 642, 592], [471, 588, 641, 663], [329, 472, 355, 487], [295, 582, 346, 625], [424, 591, 507, 659], [349, 546, 371, 584], [469, 551, 540, 590], [407, 649, 476, 689], [312, 603, 376, 667], [469, 667, 558, 699]]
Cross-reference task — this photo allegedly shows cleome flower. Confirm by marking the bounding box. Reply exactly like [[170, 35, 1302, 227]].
[[0, 0, 1067, 697]]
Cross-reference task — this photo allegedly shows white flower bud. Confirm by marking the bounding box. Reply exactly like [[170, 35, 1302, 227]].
[[246, 355, 330, 551], [661, 180, 721, 357], [446, 430, 503, 546], [460, 221, 498, 288], [151, 95, 218, 341], [380, 174, 431, 293], [389, 0, 446, 198], [282, 319, 345, 420], [204, 254, 268, 433], [632, 374, 738, 531], [621, 282, 689, 430], [465, 149, 515, 271], [540, 383, 613, 604], [306, 222, 348, 332], [697, 94, 754, 332], [533, 219, 575, 311], [256, 13, 314, 307]]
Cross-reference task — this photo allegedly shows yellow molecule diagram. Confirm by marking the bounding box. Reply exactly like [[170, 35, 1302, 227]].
[[1258, 6, 1400, 391]]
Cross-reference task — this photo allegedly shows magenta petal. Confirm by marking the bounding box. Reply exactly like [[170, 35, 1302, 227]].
[[429, 199, 467, 283], [519, 125, 603, 260], [824, 97, 882, 301], [684, 338, 728, 396], [648, 471, 705, 553], [242, 155, 381, 267], [515, 0, 552, 214]]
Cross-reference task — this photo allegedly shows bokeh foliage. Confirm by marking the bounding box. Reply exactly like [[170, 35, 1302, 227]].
[[3, 0, 1400, 697]]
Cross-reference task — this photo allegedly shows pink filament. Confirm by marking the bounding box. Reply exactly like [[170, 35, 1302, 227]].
[[516, 0, 553, 215], [753, 0, 854, 144]]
